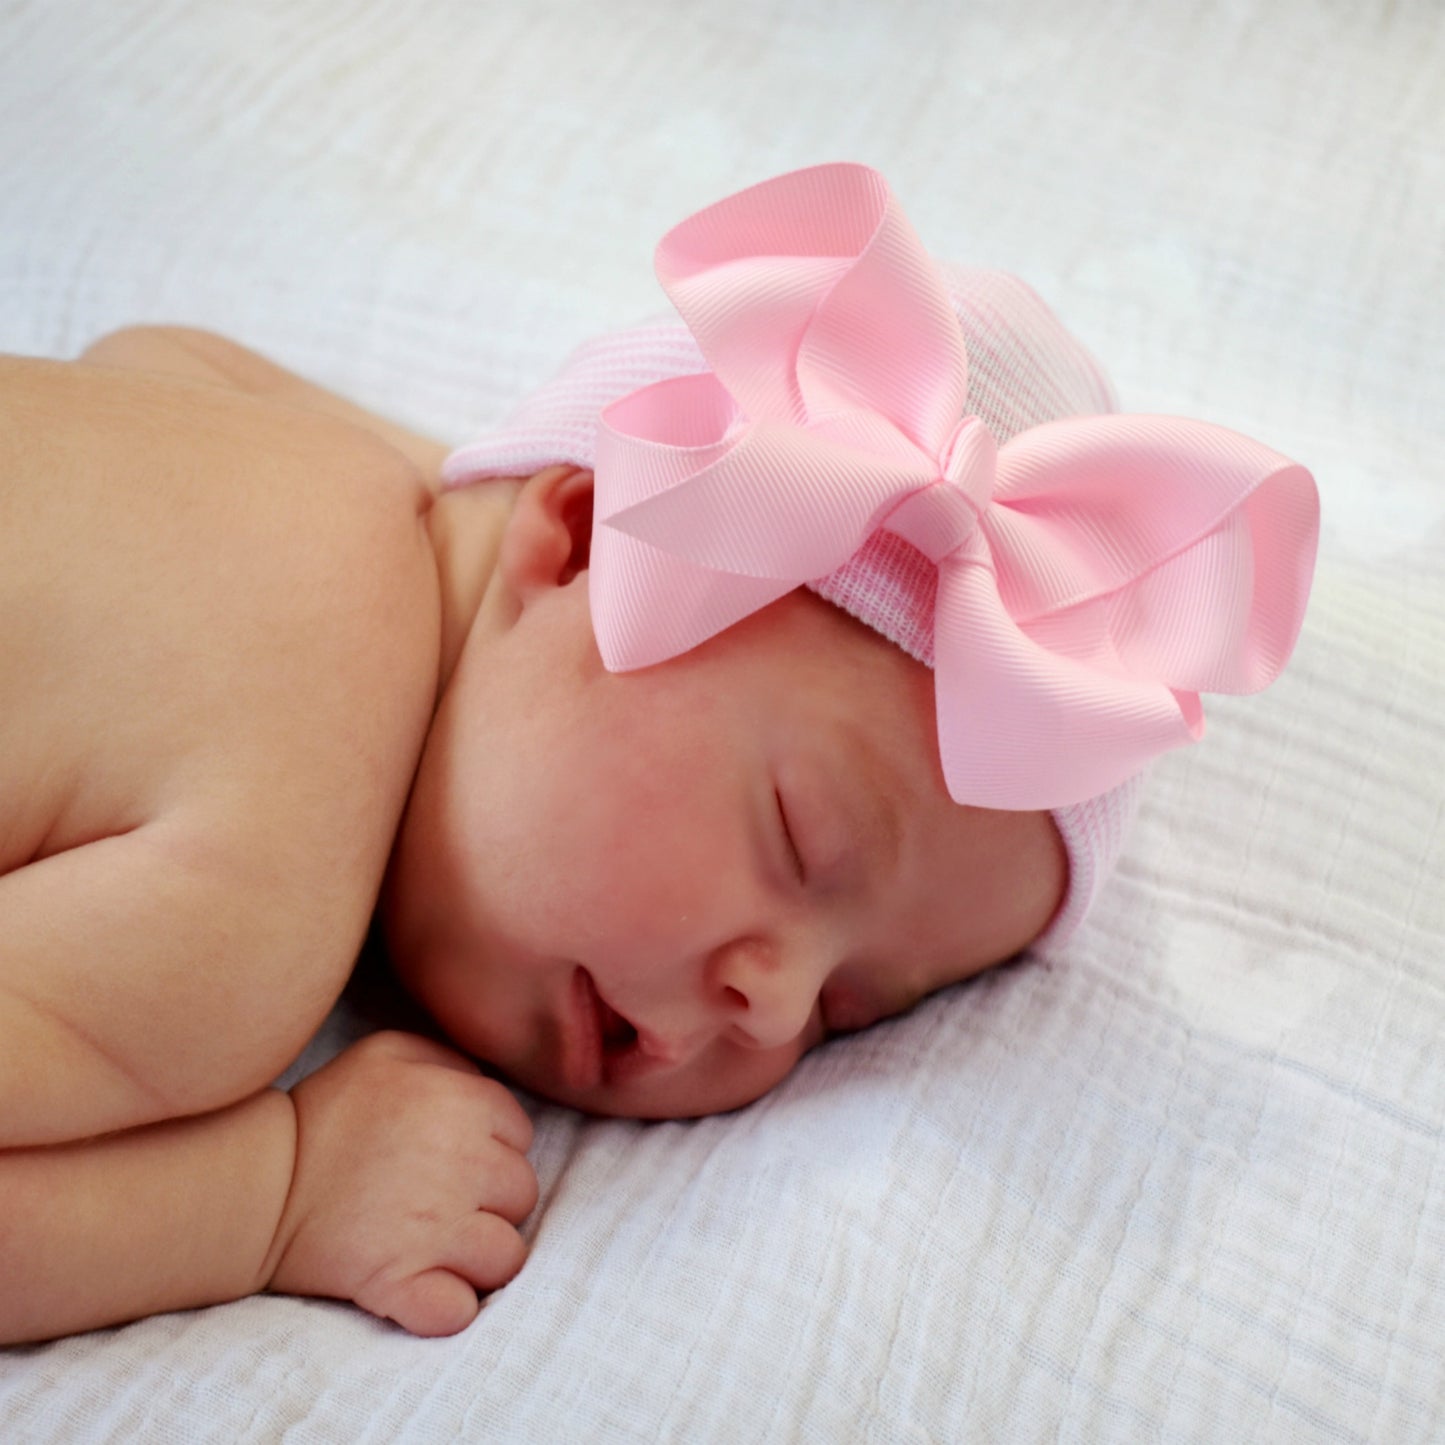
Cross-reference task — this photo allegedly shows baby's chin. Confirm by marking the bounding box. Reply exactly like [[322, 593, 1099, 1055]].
[[508, 1038, 811, 1121], [524, 1075, 786, 1121]]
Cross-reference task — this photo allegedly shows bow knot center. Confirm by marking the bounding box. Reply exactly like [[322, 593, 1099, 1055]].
[[882, 416, 995, 563], [940, 414, 997, 508]]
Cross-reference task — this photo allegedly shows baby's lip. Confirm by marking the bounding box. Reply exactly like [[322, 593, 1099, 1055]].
[[564, 969, 699, 1093], [560, 967, 605, 1093]]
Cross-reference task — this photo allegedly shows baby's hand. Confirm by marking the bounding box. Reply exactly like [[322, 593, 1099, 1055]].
[[267, 1031, 537, 1336]]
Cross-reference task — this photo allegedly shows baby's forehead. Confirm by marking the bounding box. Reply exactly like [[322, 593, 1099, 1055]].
[[660, 584, 927, 716], [715, 587, 943, 789], [748, 583, 927, 672]]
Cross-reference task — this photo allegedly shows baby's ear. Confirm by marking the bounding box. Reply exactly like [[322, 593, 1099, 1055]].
[[498, 465, 594, 602]]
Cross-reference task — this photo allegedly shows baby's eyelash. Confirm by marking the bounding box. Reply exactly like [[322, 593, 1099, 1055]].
[[775, 789, 805, 882]]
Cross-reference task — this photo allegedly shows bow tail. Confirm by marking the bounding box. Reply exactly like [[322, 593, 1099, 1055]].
[[931, 560, 1202, 809]]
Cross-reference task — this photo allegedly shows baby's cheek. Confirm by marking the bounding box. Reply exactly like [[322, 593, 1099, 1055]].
[[573, 856, 700, 965], [818, 983, 878, 1035], [660, 1037, 811, 1117], [569, 804, 720, 938]]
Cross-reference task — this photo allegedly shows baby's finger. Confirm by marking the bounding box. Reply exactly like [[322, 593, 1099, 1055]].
[[362, 1267, 479, 1339], [467, 1076, 534, 1154], [448, 1211, 529, 1294], [359, 1029, 481, 1075], [476, 1138, 540, 1224]]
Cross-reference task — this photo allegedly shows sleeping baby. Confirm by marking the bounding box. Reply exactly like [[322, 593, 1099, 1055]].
[[0, 164, 1318, 1343]]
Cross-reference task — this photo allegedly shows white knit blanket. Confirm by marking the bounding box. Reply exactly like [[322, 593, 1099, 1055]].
[[2, 1, 1442, 1439]]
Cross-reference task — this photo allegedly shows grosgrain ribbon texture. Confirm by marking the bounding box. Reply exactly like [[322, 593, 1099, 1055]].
[[591, 163, 1320, 809]]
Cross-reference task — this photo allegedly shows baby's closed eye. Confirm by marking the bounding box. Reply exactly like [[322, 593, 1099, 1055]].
[[774, 788, 806, 883]]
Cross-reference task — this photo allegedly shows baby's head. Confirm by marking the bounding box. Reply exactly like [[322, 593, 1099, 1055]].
[[383, 164, 1318, 1118]]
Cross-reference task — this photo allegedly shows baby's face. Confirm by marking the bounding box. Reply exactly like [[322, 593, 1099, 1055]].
[[384, 536, 1065, 1118]]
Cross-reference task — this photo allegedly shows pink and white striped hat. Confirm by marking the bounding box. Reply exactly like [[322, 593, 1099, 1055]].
[[443, 165, 1318, 945]]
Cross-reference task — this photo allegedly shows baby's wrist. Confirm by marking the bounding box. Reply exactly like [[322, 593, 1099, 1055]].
[[248, 1087, 302, 1297]]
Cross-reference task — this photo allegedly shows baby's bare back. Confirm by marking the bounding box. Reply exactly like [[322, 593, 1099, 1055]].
[[0, 356, 441, 1145]]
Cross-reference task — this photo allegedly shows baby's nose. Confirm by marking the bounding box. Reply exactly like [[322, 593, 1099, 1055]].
[[708, 936, 820, 1050]]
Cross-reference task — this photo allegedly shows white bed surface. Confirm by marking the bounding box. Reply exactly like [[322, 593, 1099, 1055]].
[[2, 0, 1443, 1439]]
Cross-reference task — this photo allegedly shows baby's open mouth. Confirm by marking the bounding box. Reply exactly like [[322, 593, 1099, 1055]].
[[594, 989, 638, 1055], [566, 968, 686, 1095], [564, 968, 642, 1093]]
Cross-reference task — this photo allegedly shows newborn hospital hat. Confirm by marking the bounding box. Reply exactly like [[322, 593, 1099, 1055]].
[[443, 164, 1319, 945]]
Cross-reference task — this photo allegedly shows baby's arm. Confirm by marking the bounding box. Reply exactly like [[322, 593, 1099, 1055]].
[[79, 325, 450, 482], [0, 1033, 535, 1343], [2, 836, 534, 1341], [1, 810, 336, 1146], [1, 1087, 296, 1341]]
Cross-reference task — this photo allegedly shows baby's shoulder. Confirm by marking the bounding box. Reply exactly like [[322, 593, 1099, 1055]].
[[0, 357, 440, 941], [1, 351, 436, 583]]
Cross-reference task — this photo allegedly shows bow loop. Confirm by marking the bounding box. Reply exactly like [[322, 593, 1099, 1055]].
[[930, 416, 1319, 807], [602, 414, 935, 582], [657, 164, 968, 452]]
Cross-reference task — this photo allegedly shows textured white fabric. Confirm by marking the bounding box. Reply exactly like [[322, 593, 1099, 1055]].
[[3, 1, 1444, 1441]]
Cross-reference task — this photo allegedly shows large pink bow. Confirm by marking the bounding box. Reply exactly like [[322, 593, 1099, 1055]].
[[590, 164, 1319, 809]]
